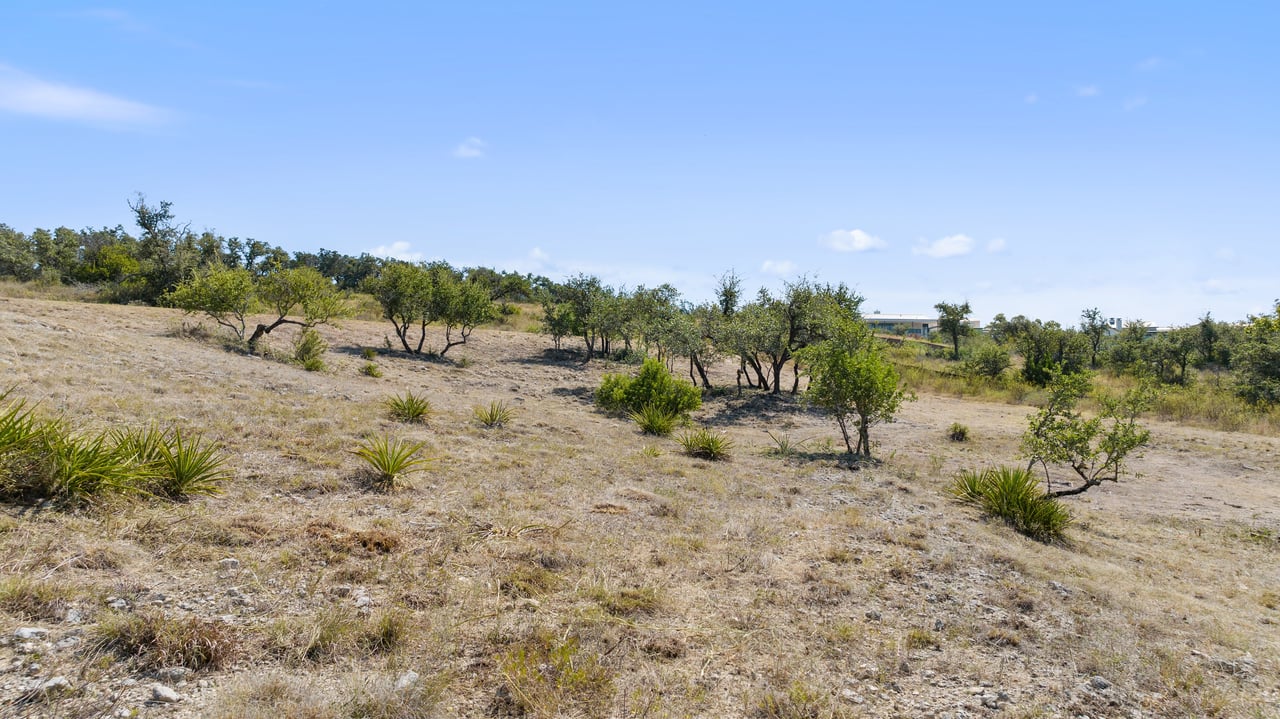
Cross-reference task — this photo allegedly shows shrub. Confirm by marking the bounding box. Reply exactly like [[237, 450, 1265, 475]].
[[361, 362, 383, 378], [353, 435, 431, 489], [473, 400, 515, 428], [947, 422, 970, 442], [596, 358, 701, 416], [629, 404, 678, 436], [32, 427, 147, 505], [151, 428, 232, 499], [361, 347, 378, 360], [293, 328, 328, 371], [963, 344, 1012, 379], [386, 391, 432, 423], [948, 466, 1072, 542], [677, 428, 733, 461], [94, 610, 240, 670]]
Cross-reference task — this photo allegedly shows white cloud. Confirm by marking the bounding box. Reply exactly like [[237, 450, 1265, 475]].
[[1024, 93, 1038, 104], [912, 234, 975, 258], [1123, 96, 1148, 111], [367, 241, 424, 262], [1076, 85, 1100, 98], [822, 229, 886, 252], [761, 259, 797, 275], [0, 64, 168, 126], [986, 237, 1006, 253], [453, 137, 487, 158], [1136, 56, 1164, 72]]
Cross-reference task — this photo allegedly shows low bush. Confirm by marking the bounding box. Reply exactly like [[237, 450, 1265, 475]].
[[293, 328, 328, 371], [361, 362, 383, 378], [596, 358, 701, 417], [947, 422, 970, 442], [948, 466, 1071, 542]]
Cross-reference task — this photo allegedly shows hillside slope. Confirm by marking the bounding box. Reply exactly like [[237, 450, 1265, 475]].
[[0, 296, 1277, 718]]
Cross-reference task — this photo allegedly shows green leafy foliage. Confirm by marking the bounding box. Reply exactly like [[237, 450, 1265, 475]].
[[164, 265, 256, 341], [361, 362, 383, 378], [796, 320, 913, 457], [293, 328, 328, 371], [386, 391, 432, 423], [1021, 372, 1154, 497], [1235, 301, 1280, 405], [947, 422, 970, 442], [353, 435, 431, 490], [948, 466, 1072, 542], [676, 427, 733, 460], [596, 358, 701, 416], [962, 344, 1012, 379]]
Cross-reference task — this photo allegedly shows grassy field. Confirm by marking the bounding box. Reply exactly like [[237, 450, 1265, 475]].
[[0, 295, 1277, 718]]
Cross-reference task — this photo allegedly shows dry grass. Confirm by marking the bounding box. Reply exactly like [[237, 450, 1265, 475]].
[[0, 296, 1277, 717]]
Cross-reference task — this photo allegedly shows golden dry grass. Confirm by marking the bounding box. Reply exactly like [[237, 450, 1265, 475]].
[[0, 295, 1277, 718]]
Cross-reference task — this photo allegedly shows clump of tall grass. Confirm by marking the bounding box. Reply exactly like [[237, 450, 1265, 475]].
[[948, 466, 1072, 542], [473, 400, 515, 428], [629, 404, 678, 436]]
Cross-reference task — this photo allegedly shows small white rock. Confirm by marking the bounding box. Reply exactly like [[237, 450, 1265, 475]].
[[395, 670, 420, 691], [14, 627, 48, 640], [218, 558, 240, 570], [151, 683, 182, 703], [38, 676, 71, 694]]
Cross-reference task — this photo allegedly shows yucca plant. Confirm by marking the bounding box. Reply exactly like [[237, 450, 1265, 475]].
[[948, 466, 1072, 542], [0, 390, 40, 458], [293, 328, 328, 372], [764, 430, 808, 458], [353, 435, 431, 490], [109, 425, 169, 465], [473, 400, 515, 428], [36, 427, 147, 505], [361, 362, 383, 378], [677, 428, 733, 461], [152, 429, 232, 499], [629, 404, 678, 436], [386, 391, 432, 423]]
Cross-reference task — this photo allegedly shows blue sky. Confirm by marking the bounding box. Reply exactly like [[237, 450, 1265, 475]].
[[1, 2, 1277, 325]]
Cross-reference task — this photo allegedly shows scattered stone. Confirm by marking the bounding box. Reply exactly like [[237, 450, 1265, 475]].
[[63, 607, 85, 624], [54, 636, 81, 651], [330, 585, 354, 597], [1049, 581, 1071, 596], [106, 597, 129, 610], [151, 683, 182, 703], [395, 670, 420, 691], [14, 627, 48, 640], [158, 666, 191, 682], [218, 558, 240, 570], [1089, 675, 1111, 690], [864, 609, 882, 621], [37, 676, 71, 694]]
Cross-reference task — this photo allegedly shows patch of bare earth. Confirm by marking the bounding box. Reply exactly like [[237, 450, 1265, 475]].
[[0, 295, 1277, 718]]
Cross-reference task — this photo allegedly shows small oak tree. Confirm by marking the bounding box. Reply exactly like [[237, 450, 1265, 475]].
[[1020, 372, 1154, 497], [247, 266, 346, 353], [797, 321, 912, 457], [164, 265, 256, 340]]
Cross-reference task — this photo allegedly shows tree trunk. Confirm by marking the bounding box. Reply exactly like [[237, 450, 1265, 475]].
[[835, 415, 855, 455]]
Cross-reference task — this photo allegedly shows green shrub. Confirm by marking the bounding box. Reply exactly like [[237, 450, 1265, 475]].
[[353, 435, 431, 490], [947, 422, 970, 442], [948, 466, 1072, 542], [677, 428, 733, 461], [361, 347, 379, 360], [473, 400, 515, 428], [386, 391, 432, 423], [34, 427, 147, 505], [293, 328, 328, 371], [361, 362, 383, 378], [963, 344, 1012, 379], [596, 358, 701, 416], [629, 404, 678, 436]]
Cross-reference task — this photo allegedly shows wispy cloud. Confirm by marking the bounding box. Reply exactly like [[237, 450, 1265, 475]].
[[0, 64, 169, 126], [1123, 96, 1148, 111], [367, 241, 425, 262], [1076, 85, 1100, 98], [761, 259, 797, 275], [822, 229, 886, 253], [986, 237, 1006, 253], [1136, 56, 1164, 72], [912, 234, 974, 258], [1024, 93, 1038, 104], [453, 137, 487, 159]]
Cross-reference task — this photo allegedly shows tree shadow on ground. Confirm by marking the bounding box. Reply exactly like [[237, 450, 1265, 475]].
[[696, 389, 821, 428], [507, 347, 594, 369], [331, 344, 459, 366]]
